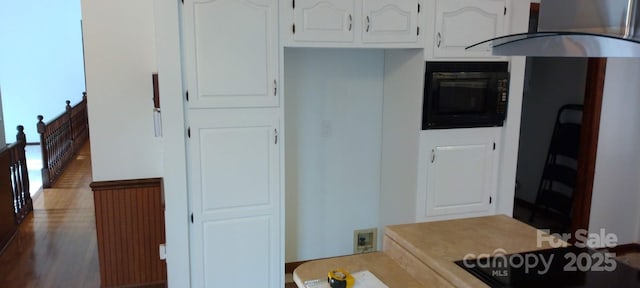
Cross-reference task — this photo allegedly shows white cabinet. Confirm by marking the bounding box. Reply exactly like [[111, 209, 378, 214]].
[[362, 0, 419, 43], [182, 0, 282, 287], [426, 0, 509, 59], [286, 0, 422, 47], [416, 128, 500, 221], [187, 109, 281, 288], [293, 0, 356, 42], [184, 0, 279, 108]]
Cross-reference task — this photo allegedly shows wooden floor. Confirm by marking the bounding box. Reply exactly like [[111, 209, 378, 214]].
[[0, 142, 100, 287]]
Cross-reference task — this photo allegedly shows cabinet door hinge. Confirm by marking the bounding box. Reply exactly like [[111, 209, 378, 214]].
[[292, 23, 296, 34], [274, 128, 279, 144], [186, 90, 189, 102], [490, 197, 493, 204], [417, 26, 420, 36], [493, 142, 496, 150], [431, 149, 435, 163], [190, 213, 194, 223], [504, 6, 507, 15], [293, 0, 295, 9], [418, 3, 421, 13], [187, 127, 191, 138], [181, 0, 184, 4], [273, 79, 277, 96]]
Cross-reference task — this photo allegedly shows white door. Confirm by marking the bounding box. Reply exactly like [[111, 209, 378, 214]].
[[426, 140, 494, 217], [293, 0, 356, 42], [361, 0, 419, 43], [183, 0, 279, 108], [188, 109, 281, 288], [433, 0, 507, 58]]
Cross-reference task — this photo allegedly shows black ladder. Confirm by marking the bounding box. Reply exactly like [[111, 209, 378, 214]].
[[529, 104, 583, 229]]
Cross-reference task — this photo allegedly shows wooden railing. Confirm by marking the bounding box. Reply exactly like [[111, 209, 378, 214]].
[[0, 126, 33, 252], [37, 93, 89, 188]]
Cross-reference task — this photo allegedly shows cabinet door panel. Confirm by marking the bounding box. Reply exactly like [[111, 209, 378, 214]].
[[434, 0, 506, 58], [416, 128, 500, 221], [188, 109, 280, 288], [294, 0, 355, 42], [362, 0, 418, 43], [184, 0, 278, 108], [201, 216, 274, 287], [426, 143, 493, 216]]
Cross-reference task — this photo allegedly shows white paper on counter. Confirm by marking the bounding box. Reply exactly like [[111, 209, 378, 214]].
[[303, 270, 388, 288]]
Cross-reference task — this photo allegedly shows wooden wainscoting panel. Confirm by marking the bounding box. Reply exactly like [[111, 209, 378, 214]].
[[91, 178, 166, 287]]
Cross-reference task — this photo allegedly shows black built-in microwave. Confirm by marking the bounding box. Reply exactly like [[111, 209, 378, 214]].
[[422, 62, 510, 130]]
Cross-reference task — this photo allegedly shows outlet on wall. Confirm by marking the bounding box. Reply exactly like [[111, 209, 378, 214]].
[[353, 228, 377, 254]]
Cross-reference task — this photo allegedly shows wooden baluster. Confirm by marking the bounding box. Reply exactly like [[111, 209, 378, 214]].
[[37, 115, 51, 188], [66, 100, 75, 155], [16, 125, 31, 217]]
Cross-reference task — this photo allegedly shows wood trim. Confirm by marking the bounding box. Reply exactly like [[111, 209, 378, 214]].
[[602, 243, 640, 255], [530, 3, 540, 15], [91, 178, 162, 191], [285, 260, 309, 274], [92, 177, 166, 287], [571, 58, 606, 236]]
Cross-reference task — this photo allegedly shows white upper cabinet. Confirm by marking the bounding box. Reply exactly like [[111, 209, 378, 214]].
[[427, 0, 509, 59], [284, 0, 422, 47], [362, 0, 419, 43], [416, 128, 500, 222], [293, 0, 356, 42], [184, 0, 279, 108]]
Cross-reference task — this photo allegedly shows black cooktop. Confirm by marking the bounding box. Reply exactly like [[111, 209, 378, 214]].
[[455, 246, 640, 287]]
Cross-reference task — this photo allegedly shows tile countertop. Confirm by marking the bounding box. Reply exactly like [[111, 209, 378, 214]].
[[292, 252, 425, 287], [384, 215, 561, 288]]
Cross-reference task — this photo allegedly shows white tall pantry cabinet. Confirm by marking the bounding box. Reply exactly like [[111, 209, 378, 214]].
[[182, 0, 282, 287]]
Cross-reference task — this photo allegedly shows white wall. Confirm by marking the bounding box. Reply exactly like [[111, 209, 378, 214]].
[[516, 58, 587, 203], [285, 48, 384, 261], [154, 0, 191, 286], [495, 0, 530, 216], [81, 0, 162, 181], [380, 49, 423, 228], [0, 0, 85, 143], [589, 58, 640, 245]]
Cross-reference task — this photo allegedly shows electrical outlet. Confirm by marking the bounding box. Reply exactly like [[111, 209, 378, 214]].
[[353, 228, 377, 254]]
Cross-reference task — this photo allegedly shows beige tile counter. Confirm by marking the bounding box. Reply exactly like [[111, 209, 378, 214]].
[[294, 215, 557, 287], [385, 215, 558, 287], [293, 252, 424, 287]]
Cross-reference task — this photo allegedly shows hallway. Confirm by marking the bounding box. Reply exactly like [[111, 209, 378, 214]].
[[0, 142, 100, 287]]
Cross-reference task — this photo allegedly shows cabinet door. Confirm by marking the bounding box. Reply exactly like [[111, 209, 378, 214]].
[[416, 129, 500, 220], [362, 0, 419, 43], [183, 0, 278, 108], [188, 109, 281, 288], [433, 0, 507, 58], [293, 0, 355, 42], [425, 141, 494, 216]]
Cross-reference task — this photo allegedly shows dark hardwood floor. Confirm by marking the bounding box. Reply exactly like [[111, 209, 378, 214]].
[[0, 143, 100, 287]]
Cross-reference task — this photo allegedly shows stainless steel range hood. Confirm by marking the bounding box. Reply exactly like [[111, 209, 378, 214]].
[[467, 0, 640, 57]]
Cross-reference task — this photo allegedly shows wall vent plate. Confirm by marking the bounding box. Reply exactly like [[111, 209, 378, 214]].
[[353, 228, 377, 254]]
